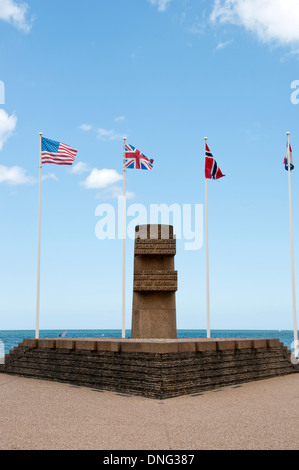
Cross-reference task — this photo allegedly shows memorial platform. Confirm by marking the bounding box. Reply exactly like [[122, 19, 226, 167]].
[[0, 338, 297, 399]]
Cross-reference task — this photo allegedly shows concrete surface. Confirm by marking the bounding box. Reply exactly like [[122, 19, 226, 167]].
[[0, 373, 298, 450]]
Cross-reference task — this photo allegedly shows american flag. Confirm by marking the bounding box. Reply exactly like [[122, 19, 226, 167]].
[[284, 142, 294, 171], [41, 137, 77, 166], [205, 142, 225, 180], [124, 143, 154, 170]]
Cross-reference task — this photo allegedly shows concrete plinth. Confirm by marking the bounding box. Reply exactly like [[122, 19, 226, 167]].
[[131, 224, 178, 339], [0, 338, 297, 399]]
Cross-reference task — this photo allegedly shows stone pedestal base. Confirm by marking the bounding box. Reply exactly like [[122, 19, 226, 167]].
[[131, 294, 177, 339], [1, 338, 297, 399]]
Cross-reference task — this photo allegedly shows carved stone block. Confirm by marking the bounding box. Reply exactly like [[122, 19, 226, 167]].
[[131, 225, 178, 339]]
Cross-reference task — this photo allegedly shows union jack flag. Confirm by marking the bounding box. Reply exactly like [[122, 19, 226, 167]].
[[205, 143, 225, 180], [124, 143, 154, 170], [41, 137, 77, 166], [284, 142, 294, 171]]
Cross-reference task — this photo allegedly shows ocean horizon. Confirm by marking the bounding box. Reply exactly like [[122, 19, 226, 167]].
[[1, 329, 298, 356]]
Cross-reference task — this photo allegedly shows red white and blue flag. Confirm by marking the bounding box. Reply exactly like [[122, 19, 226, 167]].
[[41, 137, 77, 166], [284, 142, 294, 171], [124, 143, 154, 170], [205, 143, 225, 180]]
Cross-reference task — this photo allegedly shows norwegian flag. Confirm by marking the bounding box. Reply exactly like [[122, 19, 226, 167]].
[[205, 143, 225, 180], [124, 143, 154, 170], [284, 142, 294, 171]]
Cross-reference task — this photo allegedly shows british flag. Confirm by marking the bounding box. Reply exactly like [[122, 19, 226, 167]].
[[205, 143, 225, 180], [124, 143, 154, 170]]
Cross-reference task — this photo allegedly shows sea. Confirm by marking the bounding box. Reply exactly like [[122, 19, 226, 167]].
[[0, 329, 297, 356]]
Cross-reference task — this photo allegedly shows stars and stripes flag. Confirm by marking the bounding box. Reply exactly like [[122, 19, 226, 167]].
[[41, 137, 77, 166], [205, 142, 225, 180], [284, 141, 294, 171], [124, 143, 154, 170]]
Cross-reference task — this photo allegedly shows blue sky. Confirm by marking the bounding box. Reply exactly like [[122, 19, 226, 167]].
[[0, 0, 299, 332]]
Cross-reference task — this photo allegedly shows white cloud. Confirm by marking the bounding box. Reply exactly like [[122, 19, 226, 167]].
[[0, 0, 32, 32], [211, 0, 299, 46], [79, 124, 92, 131], [71, 162, 90, 175], [42, 173, 58, 182], [114, 116, 125, 122], [0, 164, 34, 185], [189, 20, 206, 36], [214, 39, 234, 51], [148, 0, 173, 12], [81, 168, 123, 189], [96, 185, 135, 200], [97, 128, 123, 141], [0, 109, 17, 150]]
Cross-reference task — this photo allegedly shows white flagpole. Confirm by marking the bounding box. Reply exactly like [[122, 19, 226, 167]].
[[35, 132, 43, 339], [286, 131, 298, 357], [205, 137, 211, 339], [122, 137, 127, 339]]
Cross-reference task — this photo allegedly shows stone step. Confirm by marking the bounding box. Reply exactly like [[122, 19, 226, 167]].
[[2, 341, 297, 399]]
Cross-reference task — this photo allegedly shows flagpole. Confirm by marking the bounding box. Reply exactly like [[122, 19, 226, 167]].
[[286, 131, 298, 357], [122, 137, 127, 339], [35, 132, 43, 339], [205, 137, 211, 339]]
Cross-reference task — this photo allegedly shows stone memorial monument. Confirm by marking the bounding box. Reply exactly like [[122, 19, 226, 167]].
[[1, 223, 296, 399], [131, 224, 178, 339]]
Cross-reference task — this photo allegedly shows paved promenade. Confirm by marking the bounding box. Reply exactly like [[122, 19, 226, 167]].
[[0, 373, 298, 450]]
